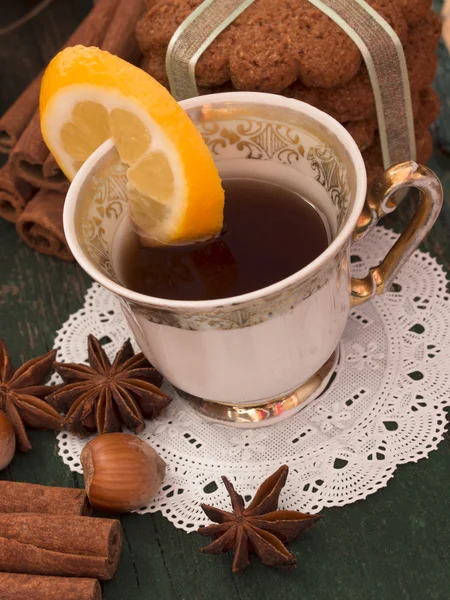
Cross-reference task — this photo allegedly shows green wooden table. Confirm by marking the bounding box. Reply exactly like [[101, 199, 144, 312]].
[[1, 2, 450, 599]]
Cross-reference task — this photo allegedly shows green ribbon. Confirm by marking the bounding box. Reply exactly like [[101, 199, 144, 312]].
[[306, 0, 416, 167], [166, 0, 416, 167], [166, 0, 256, 102]]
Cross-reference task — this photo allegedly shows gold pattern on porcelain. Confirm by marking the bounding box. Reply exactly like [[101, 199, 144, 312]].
[[126, 243, 348, 331], [75, 113, 353, 330], [307, 145, 350, 229], [198, 116, 351, 226], [76, 150, 127, 284], [200, 119, 305, 163]]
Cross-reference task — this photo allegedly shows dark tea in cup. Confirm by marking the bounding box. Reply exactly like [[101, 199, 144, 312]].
[[117, 177, 329, 301]]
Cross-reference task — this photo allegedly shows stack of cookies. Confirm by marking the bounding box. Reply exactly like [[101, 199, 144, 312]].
[[136, 0, 441, 186]]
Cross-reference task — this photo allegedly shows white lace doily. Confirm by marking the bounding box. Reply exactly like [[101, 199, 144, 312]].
[[54, 227, 450, 532]]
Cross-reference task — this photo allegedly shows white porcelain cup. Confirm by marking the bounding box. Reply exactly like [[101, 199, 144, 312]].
[[64, 92, 443, 426]]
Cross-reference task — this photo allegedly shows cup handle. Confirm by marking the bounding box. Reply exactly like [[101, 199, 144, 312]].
[[351, 161, 443, 307]]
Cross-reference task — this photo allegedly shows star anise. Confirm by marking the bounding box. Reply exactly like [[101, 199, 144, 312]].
[[0, 340, 62, 452], [46, 335, 171, 436], [198, 465, 322, 573]]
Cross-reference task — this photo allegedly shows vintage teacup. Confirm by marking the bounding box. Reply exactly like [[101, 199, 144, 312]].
[[64, 92, 443, 427]]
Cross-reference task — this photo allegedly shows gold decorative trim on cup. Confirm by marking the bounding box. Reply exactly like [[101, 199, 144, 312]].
[[179, 348, 339, 426], [126, 248, 347, 329]]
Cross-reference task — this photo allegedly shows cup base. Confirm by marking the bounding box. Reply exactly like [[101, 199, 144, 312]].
[[174, 347, 339, 428]]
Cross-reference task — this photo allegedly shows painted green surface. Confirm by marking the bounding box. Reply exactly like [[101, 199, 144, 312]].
[[0, 2, 450, 599]]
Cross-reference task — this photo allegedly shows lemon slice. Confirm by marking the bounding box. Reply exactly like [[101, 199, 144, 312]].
[[40, 45, 224, 245]]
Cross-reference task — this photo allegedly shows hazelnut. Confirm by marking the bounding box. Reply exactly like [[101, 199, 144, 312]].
[[81, 433, 166, 513], [0, 410, 15, 470]]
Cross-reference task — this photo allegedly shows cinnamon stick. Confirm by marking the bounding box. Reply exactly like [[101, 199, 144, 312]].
[[0, 481, 92, 516], [15, 189, 73, 260], [0, 513, 122, 580], [8, 112, 52, 188], [0, 162, 35, 222], [0, 573, 101, 600], [0, 76, 41, 154], [9, 0, 121, 187], [102, 0, 146, 62], [42, 153, 65, 184], [8, 111, 68, 192]]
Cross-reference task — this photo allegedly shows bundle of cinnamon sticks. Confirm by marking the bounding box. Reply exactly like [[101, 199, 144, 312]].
[[0, 0, 145, 260], [0, 481, 122, 600]]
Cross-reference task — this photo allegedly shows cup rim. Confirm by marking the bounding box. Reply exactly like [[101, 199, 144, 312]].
[[64, 91, 367, 309]]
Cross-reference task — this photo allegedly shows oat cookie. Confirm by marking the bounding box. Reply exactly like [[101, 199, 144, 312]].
[[136, 0, 411, 92], [397, 0, 432, 27], [137, 0, 439, 184], [344, 119, 376, 151]]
